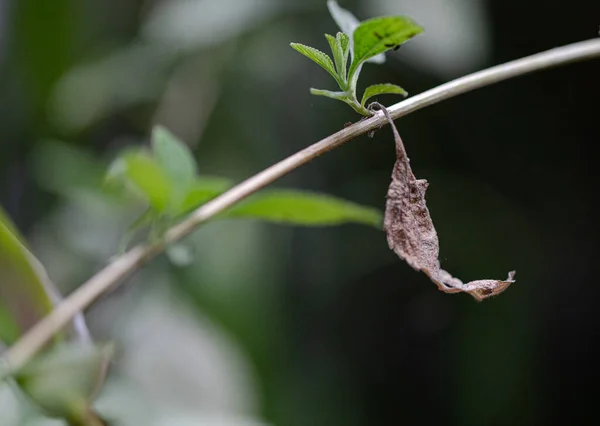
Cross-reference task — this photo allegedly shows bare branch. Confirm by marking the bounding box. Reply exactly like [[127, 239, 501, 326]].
[[3, 38, 600, 375]]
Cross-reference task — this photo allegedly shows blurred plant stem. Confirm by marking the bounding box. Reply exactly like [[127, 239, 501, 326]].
[[2, 38, 600, 377], [67, 409, 108, 426]]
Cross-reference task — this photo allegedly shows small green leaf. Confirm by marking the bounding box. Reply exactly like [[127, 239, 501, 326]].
[[226, 190, 383, 228], [290, 43, 341, 85], [106, 149, 171, 212], [152, 126, 198, 209], [325, 33, 345, 82], [349, 16, 423, 78], [152, 126, 197, 187], [361, 83, 408, 107], [337, 31, 350, 66]]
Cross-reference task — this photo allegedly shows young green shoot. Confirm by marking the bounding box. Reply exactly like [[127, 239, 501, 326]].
[[291, 0, 423, 115]]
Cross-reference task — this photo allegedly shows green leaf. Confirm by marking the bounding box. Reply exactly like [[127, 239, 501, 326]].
[[309, 88, 347, 100], [0, 207, 59, 346], [290, 43, 341, 85], [152, 126, 198, 211], [225, 190, 383, 227], [361, 83, 408, 107], [325, 33, 345, 82], [337, 31, 350, 67], [106, 149, 172, 213], [348, 16, 423, 78], [151, 126, 197, 188]]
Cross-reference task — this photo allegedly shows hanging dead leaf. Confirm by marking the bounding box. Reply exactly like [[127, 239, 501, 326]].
[[371, 103, 515, 301]]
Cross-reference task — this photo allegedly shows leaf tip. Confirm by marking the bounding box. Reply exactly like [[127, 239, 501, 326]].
[[289, 42, 306, 52], [151, 124, 174, 150], [151, 124, 170, 140]]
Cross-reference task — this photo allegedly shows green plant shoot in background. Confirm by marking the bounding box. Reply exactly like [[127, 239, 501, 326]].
[[107, 126, 382, 257]]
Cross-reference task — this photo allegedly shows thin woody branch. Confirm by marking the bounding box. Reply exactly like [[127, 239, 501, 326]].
[[2, 38, 600, 375]]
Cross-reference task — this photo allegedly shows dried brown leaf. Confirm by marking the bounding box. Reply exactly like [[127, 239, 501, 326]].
[[373, 103, 515, 301]]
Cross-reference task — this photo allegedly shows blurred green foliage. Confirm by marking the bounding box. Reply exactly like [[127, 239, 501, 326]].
[[106, 124, 383, 242], [0, 206, 56, 346]]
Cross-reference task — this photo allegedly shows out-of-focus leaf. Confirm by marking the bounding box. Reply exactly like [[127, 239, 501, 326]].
[[15, 342, 113, 422], [290, 43, 340, 84], [106, 150, 172, 213], [152, 126, 197, 188], [361, 83, 407, 107], [152, 126, 198, 209], [0, 207, 24, 248], [0, 207, 58, 346], [226, 190, 382, 227], [349, 16, 423, 78], [0, 382, 21, 425], [107, 129, 216, 219], [104, 289, 262, 417]]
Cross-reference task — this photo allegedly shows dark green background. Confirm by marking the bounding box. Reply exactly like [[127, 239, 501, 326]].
[[1, 0, 599, 425]]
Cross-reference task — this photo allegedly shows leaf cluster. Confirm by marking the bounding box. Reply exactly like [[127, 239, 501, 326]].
[[106, 126, 382, 254], [290, 0, 422, 115]]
